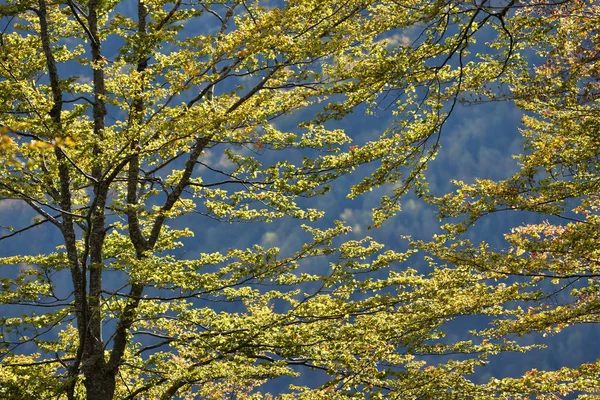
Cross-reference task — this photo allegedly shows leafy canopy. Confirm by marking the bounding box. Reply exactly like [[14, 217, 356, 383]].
[[0, 0, 599, 399]]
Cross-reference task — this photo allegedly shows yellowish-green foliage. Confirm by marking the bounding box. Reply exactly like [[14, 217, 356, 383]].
[[0, 0, 599, 399], [415, 1, 600, 398]]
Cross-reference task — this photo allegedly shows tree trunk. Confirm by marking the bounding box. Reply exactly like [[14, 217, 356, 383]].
[[83, 366, 116, 400]]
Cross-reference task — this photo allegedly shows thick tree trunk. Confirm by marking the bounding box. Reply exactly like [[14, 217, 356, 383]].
[[82, 324, 116, 400], [82, 2, 114, 398], [83, 365, 116, 400]]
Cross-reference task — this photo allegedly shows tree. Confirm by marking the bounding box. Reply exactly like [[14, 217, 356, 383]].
[[414, 0, 600, 397], [1, 0, 598, 399]]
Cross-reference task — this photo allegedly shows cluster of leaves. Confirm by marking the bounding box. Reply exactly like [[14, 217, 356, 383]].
[[416, 0, 600, 397], [0, 0, 598, 399]]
